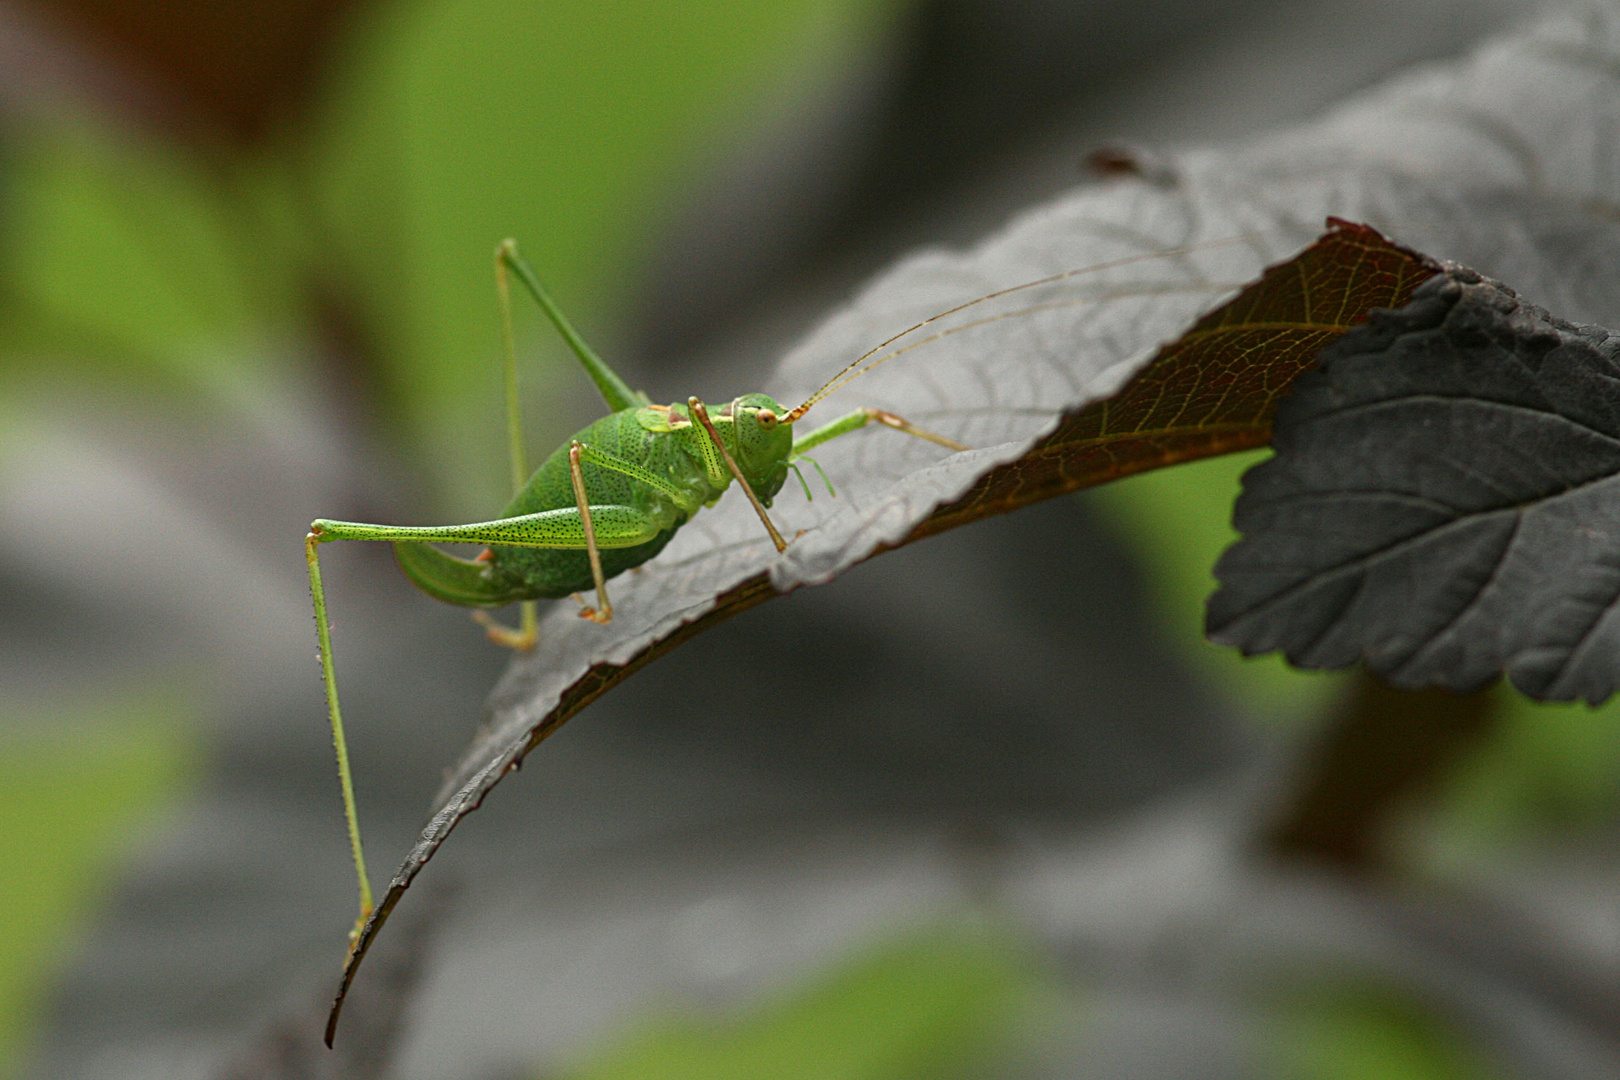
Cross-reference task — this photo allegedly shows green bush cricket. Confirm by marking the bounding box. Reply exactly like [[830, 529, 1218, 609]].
[[305, 239, 974, 945]]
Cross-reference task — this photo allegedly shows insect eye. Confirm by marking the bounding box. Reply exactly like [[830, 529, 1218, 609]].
[[756, 408, 778, 428]]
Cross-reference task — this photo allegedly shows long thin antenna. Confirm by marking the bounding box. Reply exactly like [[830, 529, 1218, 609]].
[[785, 234, 1258, 423], [810, 281, 1249, 404]]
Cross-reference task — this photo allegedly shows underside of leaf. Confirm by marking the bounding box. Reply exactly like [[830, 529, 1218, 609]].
[[911, 221, 1438, 540], [1210, 267, 1620, 704], [325, 220, 1436, 1040]]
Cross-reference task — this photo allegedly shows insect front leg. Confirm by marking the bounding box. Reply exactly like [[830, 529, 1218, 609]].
[[790, 406, 970, 457]]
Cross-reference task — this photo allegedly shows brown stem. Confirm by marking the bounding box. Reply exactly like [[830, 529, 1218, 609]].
[[1263, 667, 1499, 873]]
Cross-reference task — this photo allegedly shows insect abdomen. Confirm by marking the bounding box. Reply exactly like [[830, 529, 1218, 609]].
[[483, 408, 702, 600]]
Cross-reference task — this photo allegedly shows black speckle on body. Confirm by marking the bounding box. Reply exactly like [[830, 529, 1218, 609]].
[[484, 408, 701, 600]]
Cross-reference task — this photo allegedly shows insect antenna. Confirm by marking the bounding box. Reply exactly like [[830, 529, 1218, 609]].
[[832, 280, 1253, 387], [783, 233, 1262, 423]]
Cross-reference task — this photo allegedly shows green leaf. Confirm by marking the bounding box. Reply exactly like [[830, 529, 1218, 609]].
[[1272, 982, 1507, 1080], [1092, 451, 1352, 722], [2, 123, 290, 376], [329, 0, 1620, 1017], [560, 927, 1027, 1080], [0, 694, 196, 1077], [329, 221, 1438, 1030]]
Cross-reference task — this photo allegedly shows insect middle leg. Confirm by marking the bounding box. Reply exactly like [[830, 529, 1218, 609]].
[[567, 441, 613, 623]]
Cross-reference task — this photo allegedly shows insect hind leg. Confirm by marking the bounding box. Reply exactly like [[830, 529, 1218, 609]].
[[305, 532, 374, 941], [473, 609, 538, 649]]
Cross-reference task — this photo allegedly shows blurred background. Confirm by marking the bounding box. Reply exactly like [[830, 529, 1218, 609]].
[[2, 0, 1616, 1077]]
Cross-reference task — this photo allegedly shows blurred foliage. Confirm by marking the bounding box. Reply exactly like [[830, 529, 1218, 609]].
[[0, 0, 907, 1072], [1422, 691, 1620, 852], [28, 0, 354, 139], [1271, 981, 1508, 1080], [557, 925, 1028, 1080], [4, 0, 1620, 1074], [0, 118, 303, 395], [308, 0, 905, 515], [0, 693, 196, 1078], [2, 0, 906, 515], [1096, 452, 1620, 847], [1090, 450, 1352, 721]]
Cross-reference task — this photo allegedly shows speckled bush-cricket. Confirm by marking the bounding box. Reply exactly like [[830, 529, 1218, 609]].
[[305, 240, 975, 940]]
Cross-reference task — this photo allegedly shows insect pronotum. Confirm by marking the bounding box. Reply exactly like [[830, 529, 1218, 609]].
[[306, 234, 1254, 959]]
